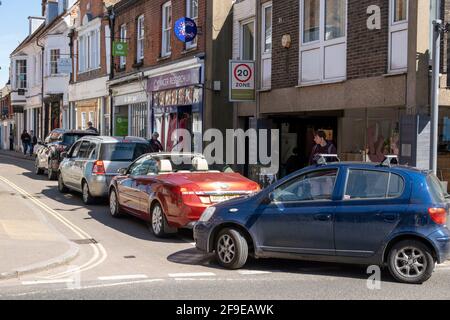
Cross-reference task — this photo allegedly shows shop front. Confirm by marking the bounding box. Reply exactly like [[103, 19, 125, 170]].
[[74, 98, 99, 131], [112, 82, 149, 138], [147, 68, 203, 152]]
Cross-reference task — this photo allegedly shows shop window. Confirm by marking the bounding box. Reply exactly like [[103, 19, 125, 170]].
[[162, 2, 172, 57], [299, 0, 347, 84], [241, 19, 255, 60], [130, 103, 148, 138], [50, 49, 60, 75], [137, 16, 145, 63], [186, 0, 199, 49], [120, 24, 127, 68], [389, 0, 408, 73], [15, 59, 27, 89], [261, 2, 272, 89]]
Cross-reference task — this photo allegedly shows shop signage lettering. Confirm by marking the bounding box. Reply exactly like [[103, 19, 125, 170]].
[[148, 69, 200, 92]]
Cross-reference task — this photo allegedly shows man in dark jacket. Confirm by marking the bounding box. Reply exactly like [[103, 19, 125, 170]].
[[9, 132, 14, 151], [149, 132, 164, 153], [309, 130, 337, 165], [20, 130, 31, 155]]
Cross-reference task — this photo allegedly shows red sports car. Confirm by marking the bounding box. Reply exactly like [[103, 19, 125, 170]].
[[109, 153, 261, 237]]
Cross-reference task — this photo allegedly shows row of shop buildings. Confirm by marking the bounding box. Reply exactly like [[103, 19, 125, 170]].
[[3, 0, 450, 183]]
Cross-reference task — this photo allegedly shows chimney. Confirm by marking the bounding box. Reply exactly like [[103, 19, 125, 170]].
[[28, 16, 46, 36], [45, 0, 59, 24]]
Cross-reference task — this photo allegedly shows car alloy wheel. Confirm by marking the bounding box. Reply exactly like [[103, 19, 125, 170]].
[[388, 240, 435, 284], [394, 247, 427, 278], [58, 173, 68, 193], [152, 205, 164, 236], [215, 228, 248, 270], [217, 234, 236, 264], [109, 190, 123, 218], [82, 183, 94, 205]]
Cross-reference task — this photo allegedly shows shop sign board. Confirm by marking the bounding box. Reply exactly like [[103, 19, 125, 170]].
[[174, 17, 198, 43], [148, 68, 200, 92], [115, 116, 128, 136], [113, 41, 129, 57]]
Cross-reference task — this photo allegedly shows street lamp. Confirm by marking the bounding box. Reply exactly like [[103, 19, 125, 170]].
[[431, 20, 449, 174]]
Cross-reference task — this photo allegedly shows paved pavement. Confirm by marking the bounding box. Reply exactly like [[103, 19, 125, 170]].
[[0, 151, 450, 300]]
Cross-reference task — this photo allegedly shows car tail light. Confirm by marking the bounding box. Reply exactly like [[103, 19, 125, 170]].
[[428, 207, 447, 225], [92, 160, 106, 175]]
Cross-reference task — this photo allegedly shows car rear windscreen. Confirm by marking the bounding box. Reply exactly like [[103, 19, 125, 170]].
[[427, 174, 447, 203], [100, 143, 151, 162], [63, 134, 91, 145]]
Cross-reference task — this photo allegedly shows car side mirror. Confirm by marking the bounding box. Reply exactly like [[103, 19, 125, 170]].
[[118, 168, 128, 175], [60, 152, 68, 159], [261, 192, 275, 205]]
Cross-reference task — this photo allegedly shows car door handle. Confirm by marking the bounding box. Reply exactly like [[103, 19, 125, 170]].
[[314, 214, 332, 221]]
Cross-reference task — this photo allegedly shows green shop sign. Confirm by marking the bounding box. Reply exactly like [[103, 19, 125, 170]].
[[113, 41, 129, 57], [115, 116, 128, 136]]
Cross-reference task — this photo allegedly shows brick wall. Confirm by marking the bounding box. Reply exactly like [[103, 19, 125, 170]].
[[271, 0, 299, 89], [112, 0, 206, 77], [271, 0, 390, 89], [346, 0, 389, 80]]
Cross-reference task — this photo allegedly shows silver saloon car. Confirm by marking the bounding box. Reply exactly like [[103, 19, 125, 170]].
[[58, 136, 152, 204]]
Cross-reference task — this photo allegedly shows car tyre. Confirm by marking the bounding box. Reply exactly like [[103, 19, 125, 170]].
[[387, 240, 435, 284], [109, 189, 124, 218], [48, 161, 57, 181], [82, 182, 95, 205], [149, 203, 174, 238], [35, 159, 44, 175], [58, 173, 69, 193], [215, 228, 248, 270]]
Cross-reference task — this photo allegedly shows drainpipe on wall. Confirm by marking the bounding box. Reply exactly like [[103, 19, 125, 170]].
[[36, 37, 45, 140], [107, 6, 116, 137]]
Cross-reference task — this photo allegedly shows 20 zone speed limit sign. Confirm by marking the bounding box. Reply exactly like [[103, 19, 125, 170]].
[[230, 60, 255, 102]]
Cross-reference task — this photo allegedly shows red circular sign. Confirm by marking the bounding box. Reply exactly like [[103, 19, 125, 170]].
[[233, 64, 253, 83]]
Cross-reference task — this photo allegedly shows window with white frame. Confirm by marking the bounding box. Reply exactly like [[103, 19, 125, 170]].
[[261, 2, 272, 89], [241, 19, 255, 60], [162, 2, 172, 57], [186, 0, 199, 49], [389, 0, 408, 72], [300, 0, 347, 84], [81, 112, 87, 130], [78, 28, 100, 73], [120, 24, 127, 68], [15, 59, 27, 89], [137, 16, 145, 63], [50, 49, 60, 75]]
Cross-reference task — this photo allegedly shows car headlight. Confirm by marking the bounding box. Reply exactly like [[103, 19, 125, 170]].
[[199, 206, 216, 222]]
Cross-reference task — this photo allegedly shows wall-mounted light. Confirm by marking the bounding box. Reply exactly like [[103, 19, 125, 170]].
[[282, 34, 291, 49]]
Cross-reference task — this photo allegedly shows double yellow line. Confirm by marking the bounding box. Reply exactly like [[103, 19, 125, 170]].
[[0, 176, 108, 279]]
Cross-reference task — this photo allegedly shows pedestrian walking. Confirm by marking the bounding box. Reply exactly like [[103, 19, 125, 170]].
[[30, 130, 38, 156], [309, 130, 337, 165], [9, 132, 14, 151], [149, 132, 164, 153], [20, 130, 31, 155]]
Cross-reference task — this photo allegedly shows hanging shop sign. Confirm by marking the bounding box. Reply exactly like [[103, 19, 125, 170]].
[[113, 41, 129, 57], [57, 58, 72, 74], [174, 17, 198, 43], [229, 60, 255, 102]]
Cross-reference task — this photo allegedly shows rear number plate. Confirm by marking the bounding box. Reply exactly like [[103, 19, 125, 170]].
[[210, 195, 241, 203]]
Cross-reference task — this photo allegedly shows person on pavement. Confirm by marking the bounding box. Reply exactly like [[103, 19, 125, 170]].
[[309, 130, 337, 165], [9, 132, 14, 151], [30, 130, 38, 156], [20, 130, 31, 155], [86, 121, 99, 134], [149, 132, 164, 153]]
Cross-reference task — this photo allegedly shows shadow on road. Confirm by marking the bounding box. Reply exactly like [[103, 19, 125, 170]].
[[167, 247, 398, 283]]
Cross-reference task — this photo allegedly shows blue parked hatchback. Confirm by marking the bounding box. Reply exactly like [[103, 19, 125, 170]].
[[194, 156, 450, 284]]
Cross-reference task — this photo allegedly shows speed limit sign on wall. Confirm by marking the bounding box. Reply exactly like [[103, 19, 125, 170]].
[[229, 60, 255, 102]]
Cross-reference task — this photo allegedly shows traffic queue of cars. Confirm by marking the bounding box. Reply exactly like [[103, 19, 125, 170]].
[[33, 131, 450, 284]]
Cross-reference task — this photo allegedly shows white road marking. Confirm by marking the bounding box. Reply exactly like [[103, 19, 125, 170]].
[[168, 272, 216, 278], [98, 275, 148, 281], [0, 176, 108, 279], [69, 279, 165, 291], [237, 270, 272, 275], [22, 279, 74, 286]]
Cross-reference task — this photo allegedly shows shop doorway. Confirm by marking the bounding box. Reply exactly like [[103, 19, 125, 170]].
[[272, 115, 338, 178]]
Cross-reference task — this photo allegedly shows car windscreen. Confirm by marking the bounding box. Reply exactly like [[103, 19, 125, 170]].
[[100, 143, 151, 162], [62, 134, 91, 145], [427, 174, 448, 203]]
